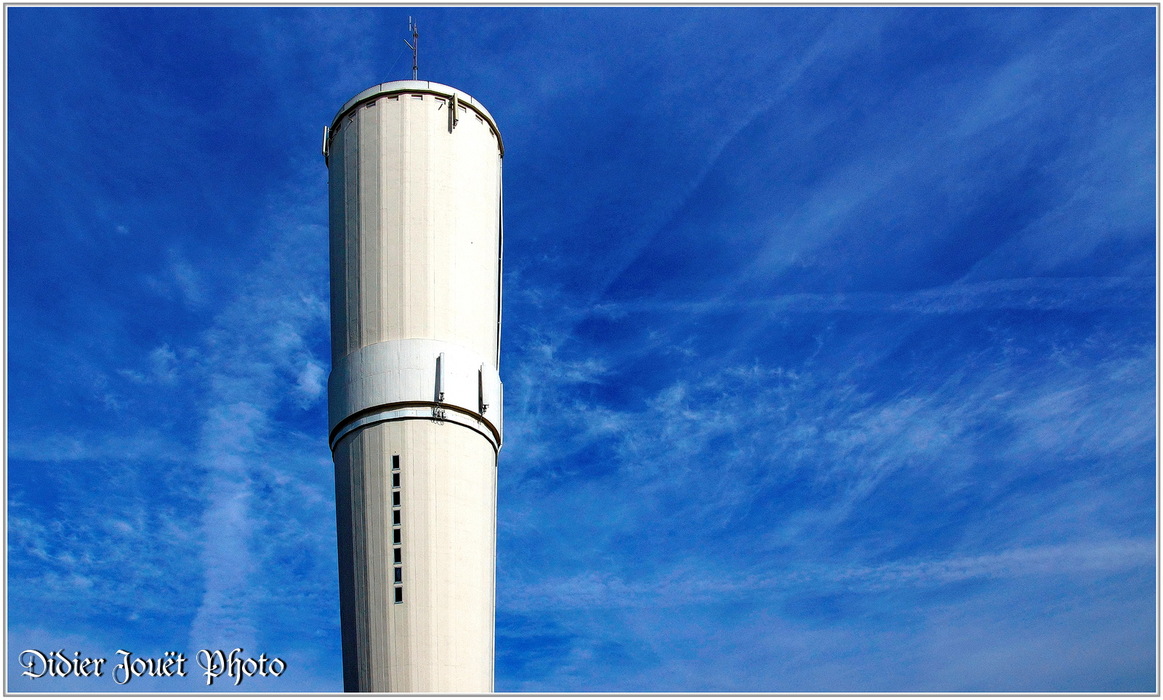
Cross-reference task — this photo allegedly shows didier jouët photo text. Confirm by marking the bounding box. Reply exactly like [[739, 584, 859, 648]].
[[18, 648, 286, 686]]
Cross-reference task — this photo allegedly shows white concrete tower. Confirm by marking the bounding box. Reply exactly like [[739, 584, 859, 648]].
[[324, 80, 503, 693]]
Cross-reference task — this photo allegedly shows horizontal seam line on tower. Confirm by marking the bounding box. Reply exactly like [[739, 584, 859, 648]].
[[330, 400, 501, 449]]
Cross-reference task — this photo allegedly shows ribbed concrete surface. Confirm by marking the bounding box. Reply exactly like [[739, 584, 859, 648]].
[[334, 421, 496, 692], [328, 83, 502, 366]]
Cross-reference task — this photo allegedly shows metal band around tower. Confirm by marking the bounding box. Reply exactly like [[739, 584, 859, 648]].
[[328, 338, 504, 452]]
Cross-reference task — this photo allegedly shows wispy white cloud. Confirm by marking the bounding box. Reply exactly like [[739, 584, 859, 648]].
[[141, 249, 209, 309], [294, 359, 326, 407], [505, 538, 1153, 611], [180, 190, 332, 655], [578, 277, 1152, 319], [170, 253, 205, 308], [8, 471, 205, 640], [7, 429, 188, 463]]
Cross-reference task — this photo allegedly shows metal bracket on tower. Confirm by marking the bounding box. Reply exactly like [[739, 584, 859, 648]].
[[478, 364, 489, 414], [433, 352, 447, 420], [449, 92, 460, 131]]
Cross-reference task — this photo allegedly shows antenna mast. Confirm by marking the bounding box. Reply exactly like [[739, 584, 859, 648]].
[[405, 18, 419, 80]]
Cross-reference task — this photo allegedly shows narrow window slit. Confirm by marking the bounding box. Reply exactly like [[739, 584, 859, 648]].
[[392, 452, 403, 602]]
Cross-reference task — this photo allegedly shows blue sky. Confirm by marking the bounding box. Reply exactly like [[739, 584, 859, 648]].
[[5, 6, 1157, 693]]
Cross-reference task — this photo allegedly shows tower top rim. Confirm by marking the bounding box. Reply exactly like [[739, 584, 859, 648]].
[[328, 81, 503, 155]]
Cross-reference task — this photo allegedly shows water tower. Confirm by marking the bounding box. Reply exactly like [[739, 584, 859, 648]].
[[324, 75, 503, 692]]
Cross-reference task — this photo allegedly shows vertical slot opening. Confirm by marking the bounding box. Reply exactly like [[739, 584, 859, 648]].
[[391, 452, 403, 603]]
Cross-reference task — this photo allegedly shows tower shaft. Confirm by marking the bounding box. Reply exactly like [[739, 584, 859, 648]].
[[325, 80, 504, 693]]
